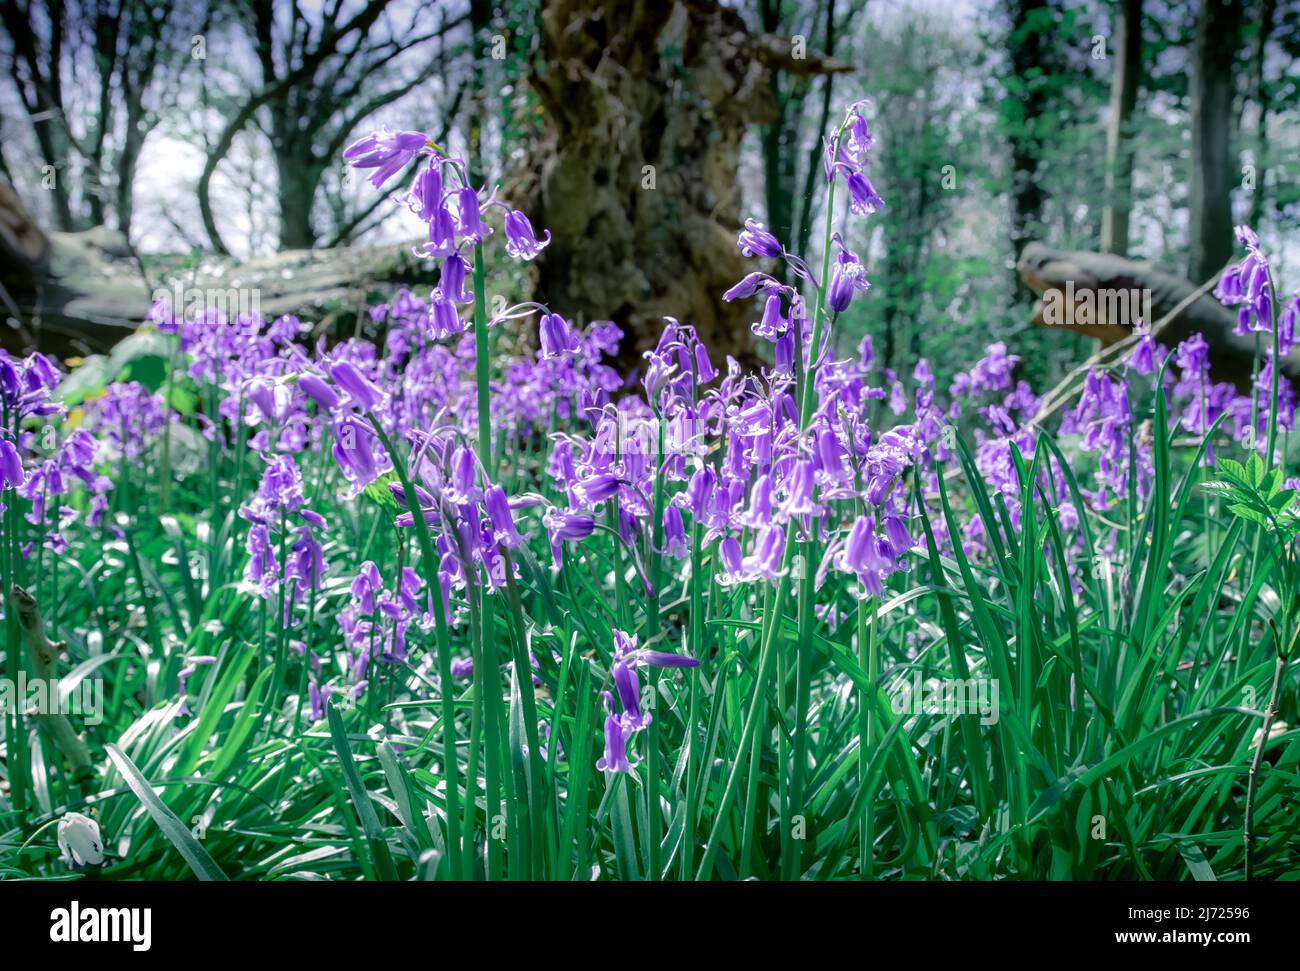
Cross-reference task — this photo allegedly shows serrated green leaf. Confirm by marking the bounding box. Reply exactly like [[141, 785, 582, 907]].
[[1247, 452, 1265, 487]]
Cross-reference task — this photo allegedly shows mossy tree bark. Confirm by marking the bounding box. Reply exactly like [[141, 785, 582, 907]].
[[520, 0, 845, 372]]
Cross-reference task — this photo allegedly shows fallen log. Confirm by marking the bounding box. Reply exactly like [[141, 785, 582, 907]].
[[0, 181, 437, 358], [1017, 241, 1300, 390]]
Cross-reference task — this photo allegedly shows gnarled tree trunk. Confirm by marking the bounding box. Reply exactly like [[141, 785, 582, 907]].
[[520, 0, 842, 372]]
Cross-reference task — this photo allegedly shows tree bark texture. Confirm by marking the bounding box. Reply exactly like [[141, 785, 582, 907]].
[[521, 0, 840, 371], [1100, 0, 1142, 256], [1188, 0, 1242, 283]]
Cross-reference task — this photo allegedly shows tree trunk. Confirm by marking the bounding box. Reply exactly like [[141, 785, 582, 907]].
[[1100, 0, 1142, 256], [467, 0, 493, 186], [1007, 0, 1053, 268], [0, 0, 78, 231], [276, 155, 321, 250], [794, 0, 838, 263], [1247, 0, 1276, 229], [521, 0, 833, 371], [1188, 0, 1241, 283], [115, 103, 148, 242], [31, 120, 76, 232], [759, 0, 794, 285]]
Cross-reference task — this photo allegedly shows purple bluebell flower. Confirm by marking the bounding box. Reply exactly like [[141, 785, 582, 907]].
[[846, 171, 884, 216], [441, 254, 472, 304], [539, 313, 579, 359], [245, 524, 278, 594], [774, 332, 794, 372], [596, 710, 637, 773], [573, 473, 621, 506], [723, 271, 776, 303], [454, 187, 487, 242], [662, 504, 688, 559], [343, 129, 429, 188], [288, 520, 327, 580], [330, 361, 383, 411], [446, 446, 480, 505], [828, 243, 870, 313], [351, 561, 384, 614], [1129, 327, 1155, 375], [485, 484, 523, 549], [753, 291, 786, 341], [742, 474, 774, 528], [716, 535, 748, 585], [298, 373, 339, 411], [309, 681, 327, 722], [83, 381, 168, 462], [429, 290, 465, 339], [543, 507, 595, 570], [408, 164, 443, 220], [423, 205, 458, 258], [685, 467, 716, 519], [503, 209, 551, 260], [1279, 295, 1297, 356], [1215, 262, 1244, 304], [331, 416, 386, 495], [1176, 334, 1210, 382], [746, 525, 787, 583], [737, 219, 783, 259], [641, 650, 702, 668], [882, 515, 911, 557], [694, 342, 718, 383], [783, 459, 818, 516], [240, 454, 308, 525], [838, 515, 893, 595], [0, 439, 23, 489], [612, 661, 650, 730]]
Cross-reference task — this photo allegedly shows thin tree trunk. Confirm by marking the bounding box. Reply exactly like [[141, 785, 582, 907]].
[[1248, 0, 1276, 229], [114, 95, 149, 241], [467, 0, 493, 187], [1100, 0, 1142, 256], [276, 155, 322, 250], [1007, 0, 1054, 291], [794, 0, 838, 262], [1188, 0, 1242, 283], [760, 0, 793, 282]]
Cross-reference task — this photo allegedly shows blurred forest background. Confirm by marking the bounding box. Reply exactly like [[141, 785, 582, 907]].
[[0, 0, 1297, 391]]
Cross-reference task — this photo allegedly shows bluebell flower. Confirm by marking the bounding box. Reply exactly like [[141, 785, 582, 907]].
[[343, 129, 430, 188], [596, 709, 637, 773], [737, 219, 783, 259], [503, 209, 551, 260]]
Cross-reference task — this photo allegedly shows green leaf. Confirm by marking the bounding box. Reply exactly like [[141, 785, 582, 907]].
[[105, 744, 229, 881], [362, 471, 401, 511], [1226, 503, 1269, 527], [1217, 457, 1247, 484], [328, 702, 400, 881], [1247, 452, 1265, 487], [1178, 841, 1217, 881]]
